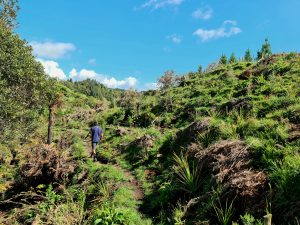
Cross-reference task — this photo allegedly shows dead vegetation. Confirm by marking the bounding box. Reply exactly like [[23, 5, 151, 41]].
[[195, 140, 267, 196], [289, 123, 300, 142], [57, 132, 74, 150], [175, 119, 210, 146], [195, 140, 268, 213], [115, 127, 128, 136], [219, 98, 252, 114], [16, 143, 77, 188], [131, 134, 155, 149], [64, 108, 96, 123]]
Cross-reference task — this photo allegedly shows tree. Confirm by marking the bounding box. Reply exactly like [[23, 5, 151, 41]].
[[219, 54, 227, 65], [198, 65, 203, 74], [244, 49, 252, 62], [205, 62, 219, 73], [46, 84, 63, 144], [257, 38, 272, 60], [157, 70, 177, 90], [118, 89, 139, 126], [0, 24, 50, 142], [0, 0, 19, 28], [229, 53, 237, 63]]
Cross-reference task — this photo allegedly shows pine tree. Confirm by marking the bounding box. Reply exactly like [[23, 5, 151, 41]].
[[198, 65, 203, 74], [257, 38, 272, 60], [244, 49, 252, 62], [229, 53, 237, 63], [219, 54, 227, 65]]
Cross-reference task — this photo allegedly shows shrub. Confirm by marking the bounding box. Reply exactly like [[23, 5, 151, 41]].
[[213, 197, 235, 225], [93, 203, 127, 225], [240, 213, 263, 225], [173, 152, 202, 194]]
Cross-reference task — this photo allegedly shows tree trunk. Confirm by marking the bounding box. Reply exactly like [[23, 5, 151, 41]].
[[47, 105, 53, 144], [263, 214, 272, 225]]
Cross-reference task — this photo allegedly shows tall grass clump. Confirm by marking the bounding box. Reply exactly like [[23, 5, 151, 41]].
[[213, 197, 235, 225], [173, 152, 202, 195]]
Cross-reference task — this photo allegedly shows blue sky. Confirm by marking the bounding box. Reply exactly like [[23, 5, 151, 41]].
[[17, 0, 300, 90]]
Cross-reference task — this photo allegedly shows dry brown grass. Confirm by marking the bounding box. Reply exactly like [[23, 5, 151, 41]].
[[16, 143, 77, 188], [195, 140, 267, 197]]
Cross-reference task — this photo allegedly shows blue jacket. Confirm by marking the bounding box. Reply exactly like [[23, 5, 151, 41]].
[[91, 126, 102, 143]]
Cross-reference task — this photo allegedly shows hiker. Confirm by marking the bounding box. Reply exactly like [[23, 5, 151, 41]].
[[86, 121, 103, 161]]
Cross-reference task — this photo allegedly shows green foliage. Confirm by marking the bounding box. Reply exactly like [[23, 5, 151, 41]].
[[240, 213, 263, 225], [173, 152, 202, 194], [93, 203, 127, 225], [220, 54, 228, 65], [198, 64, 203, 74], [257, 38, 272, 60], [46, 184, 63, 204], [0, 24, 50, 142], [0, 0, 19, 28], [1, 24, 300, 225], [173, 203, 185, 225], [158, 70, 177, 90], [71, 137, 88, 159], [107, 108, 125, 125], [63, 78, 118, 102], [229, 53, 237, 64], [213, 197, 235, 225], [39, 185, 63, 213], [244, 49, 252, 62]]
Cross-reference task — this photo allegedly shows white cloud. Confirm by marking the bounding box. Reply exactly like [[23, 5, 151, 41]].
[[192, 7, 213, 20], [37, 59, 67, 79], [88, 58, 97, 65], [69, 69, 138, 89], [30, 41, 76, 59], [166, 34, 182, 44], [140, 0, 184, 9], [101, 77, 138, 89], [69, 69, 97, 80], [193, 20, 242, 41], [224, 20, 238, 25], [144, 82, 158, 90], [37, 57, 138, 89]]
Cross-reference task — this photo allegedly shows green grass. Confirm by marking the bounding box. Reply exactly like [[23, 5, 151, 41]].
[[3, 54, 300, 224]]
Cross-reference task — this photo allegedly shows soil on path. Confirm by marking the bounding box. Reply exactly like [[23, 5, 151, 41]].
[[84, 141, 144, 201]]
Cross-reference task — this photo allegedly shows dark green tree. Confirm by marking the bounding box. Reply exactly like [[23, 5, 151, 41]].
[[229, 53, 237, 63], [0, 24, 49, 142], [244, 49, 252, 62], [46, 82, 63, 144], [118, 89, 139, 126], [0, 0, 19, 28], [219, 54, 227, 65], [257, 38, 272, 60], [198, 65, 203, 74]]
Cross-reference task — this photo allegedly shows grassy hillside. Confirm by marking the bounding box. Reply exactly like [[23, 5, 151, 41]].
[[1, 53, 300, 224], [100, 53, 300, 224]]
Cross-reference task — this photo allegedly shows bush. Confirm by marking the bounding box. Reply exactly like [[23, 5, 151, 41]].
[[173, 152, 202, 194], [106, 108, 125, 125], [240, 213, 263, 225], [93, 203, 127, 225]]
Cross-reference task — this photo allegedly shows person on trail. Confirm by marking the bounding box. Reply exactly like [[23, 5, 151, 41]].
[[86, 121, 103, 161]]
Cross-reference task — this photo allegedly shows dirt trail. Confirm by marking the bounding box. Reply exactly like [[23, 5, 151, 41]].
[[83, 141, 144, 201], [110, 163, 144, 201]]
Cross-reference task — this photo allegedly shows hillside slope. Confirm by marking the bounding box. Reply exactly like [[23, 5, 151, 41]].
[[1, 53, 300, 224]]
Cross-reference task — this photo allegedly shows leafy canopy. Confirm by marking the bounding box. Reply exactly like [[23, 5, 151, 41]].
[[0, 24, 50, 141], [0, 0, 19, 28]]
